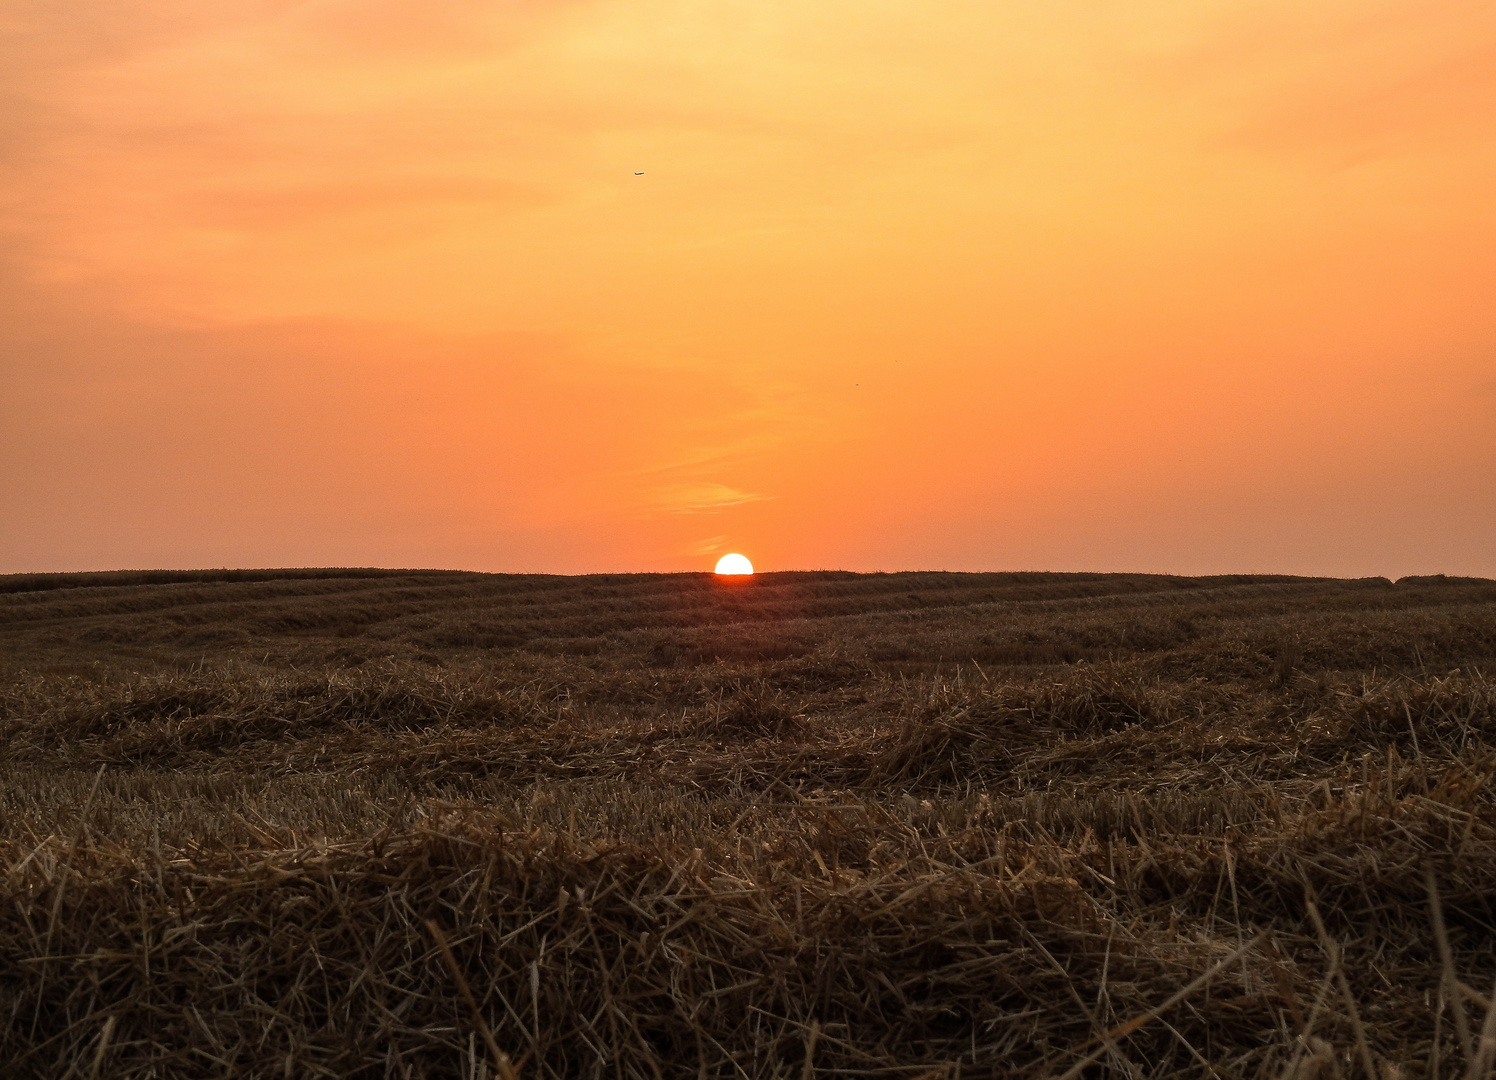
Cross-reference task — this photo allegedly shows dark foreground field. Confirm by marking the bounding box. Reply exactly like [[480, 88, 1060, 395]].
[[4, 569, 1496, 1079]]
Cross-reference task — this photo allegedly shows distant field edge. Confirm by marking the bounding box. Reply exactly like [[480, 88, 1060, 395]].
[[0, 567, 481, 595], [1, 566, 1485, 597]]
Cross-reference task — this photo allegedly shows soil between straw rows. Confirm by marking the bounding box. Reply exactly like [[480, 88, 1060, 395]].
[[2, 568, 1496, 1079]]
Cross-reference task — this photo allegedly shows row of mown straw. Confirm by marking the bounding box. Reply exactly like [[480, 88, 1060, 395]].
[[4, 772, 1496, 1080], [5, 665, 1492, 794]]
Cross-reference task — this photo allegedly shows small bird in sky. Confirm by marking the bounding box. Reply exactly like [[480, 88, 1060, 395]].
[[634, 171, 644, 176]]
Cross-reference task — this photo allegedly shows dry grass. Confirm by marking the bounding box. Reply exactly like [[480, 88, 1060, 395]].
[[2, 568, 1495, 1078]]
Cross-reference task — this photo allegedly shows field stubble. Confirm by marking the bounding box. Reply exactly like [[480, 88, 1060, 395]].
[[2, 569, 1496, 1079]]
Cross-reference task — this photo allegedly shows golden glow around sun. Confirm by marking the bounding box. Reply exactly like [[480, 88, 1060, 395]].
[[714, 553, 754, 576]]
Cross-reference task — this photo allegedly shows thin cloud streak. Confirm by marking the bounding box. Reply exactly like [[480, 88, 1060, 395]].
[[648, 484, 772, 517]]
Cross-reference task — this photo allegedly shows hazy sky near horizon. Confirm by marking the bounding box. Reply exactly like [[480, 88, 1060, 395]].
[[3, 0, 1494, 576]]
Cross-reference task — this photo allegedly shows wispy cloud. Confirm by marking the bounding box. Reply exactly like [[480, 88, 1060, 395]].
[[647, 483, 771, 516]]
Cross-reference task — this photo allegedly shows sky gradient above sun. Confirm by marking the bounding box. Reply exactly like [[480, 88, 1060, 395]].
[[2, 0, 1495, 576]]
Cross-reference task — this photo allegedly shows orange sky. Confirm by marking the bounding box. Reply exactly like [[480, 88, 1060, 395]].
[[2, 0, 1494, 576]]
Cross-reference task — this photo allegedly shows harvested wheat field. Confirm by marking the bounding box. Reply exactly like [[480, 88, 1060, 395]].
[[3, 569, 1496, 1079]]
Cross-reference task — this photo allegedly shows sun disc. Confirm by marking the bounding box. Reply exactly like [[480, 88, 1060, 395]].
[[714, 553, 753, 576]]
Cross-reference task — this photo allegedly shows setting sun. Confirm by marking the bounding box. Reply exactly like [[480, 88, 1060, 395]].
[[714, 554, 754, 576], [4, 2, 1496, 1071]]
